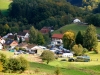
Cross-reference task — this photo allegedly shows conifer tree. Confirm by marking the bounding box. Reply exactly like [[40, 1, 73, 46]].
[[29, 26, 38, 44]]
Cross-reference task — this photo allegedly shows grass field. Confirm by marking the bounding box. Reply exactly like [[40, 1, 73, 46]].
[[0, 0, 11, 15], [53, 23, 100, 34], [0, 42, 100, 75], [0, 48, 100, 75]]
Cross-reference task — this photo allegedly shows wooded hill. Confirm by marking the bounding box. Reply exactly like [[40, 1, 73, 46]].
[[0, 0, 100, 35]]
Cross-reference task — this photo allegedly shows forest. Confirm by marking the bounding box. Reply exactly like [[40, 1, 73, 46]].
[[0, 0, 100, 36]]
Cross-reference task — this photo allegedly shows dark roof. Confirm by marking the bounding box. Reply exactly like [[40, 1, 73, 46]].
[[17, 43, 28, 47], [27, 44, 36, 49], [17, 32, 27, 36], [23, 30, 29, 33], [52, 34, 63, 39], [5, 40, 13, 45], [7, 35, 14, 39]]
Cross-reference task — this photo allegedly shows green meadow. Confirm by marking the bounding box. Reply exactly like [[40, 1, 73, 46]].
[[53, 23, 100, 34], [0, 0, 11, 15], [0, 45, 100, 75]]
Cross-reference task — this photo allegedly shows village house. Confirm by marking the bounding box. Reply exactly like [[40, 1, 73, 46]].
[[73, 18, 81, 23], [17, 32, 29, 41], [51, 34, 63, 45], [5, 40, 18, 49], [7, 35, 15, 40], [17, 42, 28, 49], [40, 27, 51, 34]]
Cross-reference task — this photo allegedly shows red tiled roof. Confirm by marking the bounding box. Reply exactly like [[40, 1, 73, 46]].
[[40, 27, 50, 34], [52, 34, 63, 39]]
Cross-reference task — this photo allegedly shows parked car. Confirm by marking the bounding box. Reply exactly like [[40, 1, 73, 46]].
[[68, 55, 90, 62], [75, 55, 90, 62], [28, 51, 35, 54]]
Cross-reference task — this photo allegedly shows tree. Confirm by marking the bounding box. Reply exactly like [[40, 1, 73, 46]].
[[83, 24, 98, 50], [62, 31, 75, 49], [0, 24, 4, 36], [72, 44, 83, 56], [19, 37, 22, 43], [4, 24, 10, 34], [14, 34, 17, 40], [29, 26, 38, 44], [75, 31, 83, 45], [37, 32, 45, 45], [41, 50, 55, 64]]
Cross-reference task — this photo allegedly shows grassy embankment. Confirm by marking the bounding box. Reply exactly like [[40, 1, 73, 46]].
[[53, 23, 100, 34]]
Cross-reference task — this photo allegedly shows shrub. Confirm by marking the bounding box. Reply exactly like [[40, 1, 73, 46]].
[[0, 62, 3, 72], [34, 68, 40, 73], [5, 57, 29, 73], [7, 58, 21, 72], [82, 48, 88, 55], [54, 66, 61, 75], [41, 50, 55, 64], [18, 56, 29, 72], [0, 53, 8, 72], [94, 49, 99, 54], [14, 47, 19, 51], [72, 44, 83, 56]]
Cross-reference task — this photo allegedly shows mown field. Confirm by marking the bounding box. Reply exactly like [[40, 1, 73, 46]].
[[0, 42, 100, 75], [53, 23, 100, 34], [0, 0, 11, 15]]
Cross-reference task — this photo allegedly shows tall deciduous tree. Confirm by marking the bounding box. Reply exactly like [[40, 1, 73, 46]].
[[83, 24, 98, 50], [62, 31, 75, 49], [37, 32, 45, 45], [29, 26, 38, 44], [75, 31, 83, 45]]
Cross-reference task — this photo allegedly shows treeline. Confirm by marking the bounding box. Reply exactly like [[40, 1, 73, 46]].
[[67, 0, 100, 11], [0, 0, 87, 35], [9, 0, 85, 29], [1, 0, 100, 35]]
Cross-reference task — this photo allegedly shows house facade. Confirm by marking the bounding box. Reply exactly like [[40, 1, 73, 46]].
[[5, 40, 18, 49], [17, 32, 29, 41], [51, 34, 63, 45]]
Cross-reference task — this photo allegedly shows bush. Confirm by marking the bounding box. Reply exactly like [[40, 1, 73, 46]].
[[94, 49, 99, 54], [72, 44, 83, 56], [0, 53, 8, 72], [5, 57, 29, 73], [41, 50, 55, 64], [82, 48, 88, 55], [14, 47, 19, 51], [54, 66, 61, 75], [18, 56, 29, 72], [0, 62, 3, 72], [7, 58, 21, 72]]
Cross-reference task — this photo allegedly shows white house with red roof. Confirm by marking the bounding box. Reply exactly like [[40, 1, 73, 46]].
[[51, 34, 63, 45]]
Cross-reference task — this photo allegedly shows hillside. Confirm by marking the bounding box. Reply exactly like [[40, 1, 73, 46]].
[[53, 23, 100, 34]]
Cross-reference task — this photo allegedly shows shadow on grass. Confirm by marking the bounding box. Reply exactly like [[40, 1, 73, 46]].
[[29, 62, 91, 75]]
